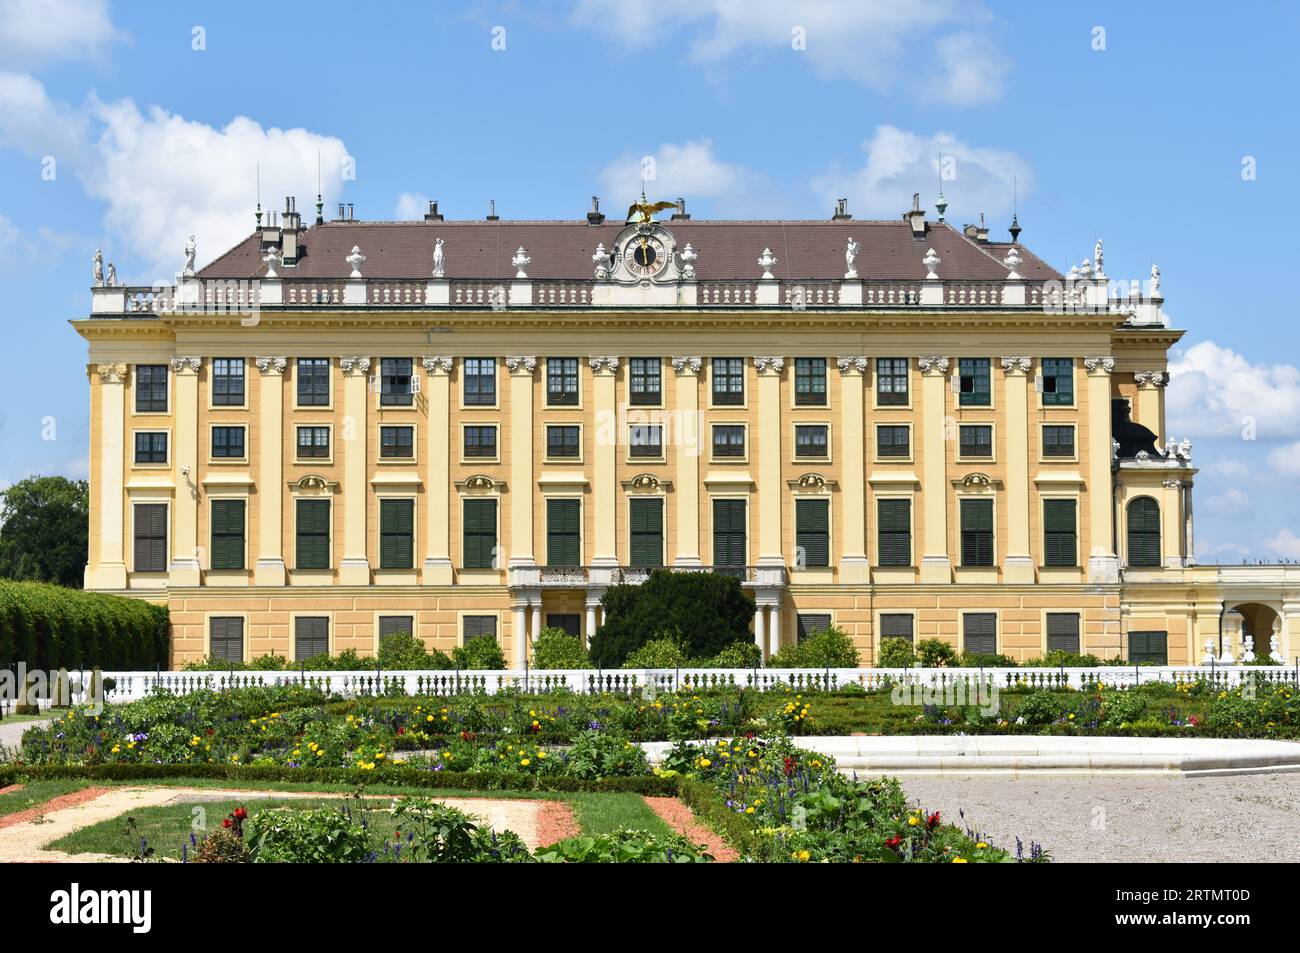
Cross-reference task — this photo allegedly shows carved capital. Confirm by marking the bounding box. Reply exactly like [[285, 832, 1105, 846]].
[[421, 355, 454, 375], [339, 356, 372, 376], [505, 355, 537, 376], [753, 356, 785, 375], [1133, 370, 1167, 389], [1084, 356, 1115, 375], [255, 356, 287, 375], [671, 356, 702, 376], [169, 356, 202, 375], [917, 356, 950, 376], [999, 356, 1032, 375], [588, 355, 620, 375], [95, 363, 129, 383], [836, 356, 869, 376]]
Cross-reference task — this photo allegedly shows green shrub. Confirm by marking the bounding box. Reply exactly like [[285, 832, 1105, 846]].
[[622, 636, 688, 669], [1010, 689, 1067, 726], [699, 640, 763, 668], [531, 627, 592, 669], [769, 626, 860, 668], [245, 806, 373, 863], [877, 638, 916, 668], [562, 730, 650, 779], [535, 829, 712, 863], [378, 632, 429, 669], [1021, 651, 1102, 668], [1099, 687, 1148, 727], [916, 639, 957, 668], [0, 579, 168, 670], [453, 635, 507, 670], [960, 652, 1017, 668]]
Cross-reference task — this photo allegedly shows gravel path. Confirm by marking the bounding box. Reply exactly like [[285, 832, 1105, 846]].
[[900, 772, 1300, 862], [0, 716, 52, 755]]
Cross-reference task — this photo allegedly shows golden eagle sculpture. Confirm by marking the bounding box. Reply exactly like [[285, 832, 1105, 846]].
[[627, 199, 678, 224]]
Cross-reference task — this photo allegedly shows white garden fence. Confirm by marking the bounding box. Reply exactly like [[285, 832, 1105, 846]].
[[65, 664, 1300, 703]]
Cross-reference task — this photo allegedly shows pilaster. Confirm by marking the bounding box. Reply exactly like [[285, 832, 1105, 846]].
[[672, 357, 702, 565], [339, 356, 371, 585], [1000, 357, 1035, 583], [918, 356, 951, 583], [506, 356, 537, 567], [169, 356, 202, 586], [1085, 356, 1119, 583], [89, 364, 129, 589], [754, 356, 784, 566], [836, 356, 869, 582], [253, 357, 287, 586], [421, 356, 454, 584], [590, 356, 620, 566]]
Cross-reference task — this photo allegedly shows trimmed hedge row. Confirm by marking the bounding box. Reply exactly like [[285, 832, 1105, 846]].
[[0, 580, 169, 671]]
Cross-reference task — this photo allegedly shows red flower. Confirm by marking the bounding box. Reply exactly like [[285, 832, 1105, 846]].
[[926, 812, 941, 829], [396, 727, 405, 736], [885, 836, 901, 849], [782, 756, 795, 777], [206, 727, 215, 736], [222, 818, 232, 829], [233, 807, 247, 820]]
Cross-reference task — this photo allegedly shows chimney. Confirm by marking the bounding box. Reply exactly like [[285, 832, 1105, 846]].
[[587, 196, 605, 225], [486, 199, 499, 221], [347, 203, 355, 221], [976, 212, 989, 243], [424, 200, 444, 222], [337, 203, 345, 221], [903, 192, 926, 238], [832, 198, 851, 221], [671, 197, 690, 221], [281, 196, 303, 264]]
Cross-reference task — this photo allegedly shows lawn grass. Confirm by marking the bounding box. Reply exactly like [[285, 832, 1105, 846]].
[[0, 778, 94, 816], [567, 791, 670, 836]]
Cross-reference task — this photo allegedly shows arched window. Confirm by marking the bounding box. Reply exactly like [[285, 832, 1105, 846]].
[[1127, 497, 1161, 567]]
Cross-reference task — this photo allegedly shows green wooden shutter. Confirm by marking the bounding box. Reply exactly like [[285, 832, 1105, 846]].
[[712, 499, 747, 567], [963, 613, 997, 655], [877, 499, 911, 567], [133, 503, 168, 572], [379, 615, 414, 638], [960, 499, 994, 566], [1046, 613, 1081, 653], [295, 499, 330, 570], [880, 613, 914, 642], [1127, 497, 1162, 567], [797, 614, 832, 642], [629, 498, 664, 567], [210, 499, 246, 570], [795, 499, 830, 567], [1043, 499, 1077, 567], [380, 499, 414, 569], [463, 615, 498, 641], [1128, 630, 1168, 665], [547, 498, 581, 566], [295, 617, 329, 659], [463, 498, 497, 569], [210, 617, 244, 661]]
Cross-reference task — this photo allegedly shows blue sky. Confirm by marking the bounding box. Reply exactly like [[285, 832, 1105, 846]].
[[1, 0, 1297, 560]]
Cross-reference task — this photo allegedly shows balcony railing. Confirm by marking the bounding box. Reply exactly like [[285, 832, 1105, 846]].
[[508, 564, 787, 589]]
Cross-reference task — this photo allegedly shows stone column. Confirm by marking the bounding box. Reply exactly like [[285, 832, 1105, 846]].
[[506, 357, 537, 568], [584, 600, 599, 648], [529, 597, 542, 642], [753, 605, 766, 656], [1001, 357, 1034, 583], [1162, 479, 1185, 569], [169, 356, 202, 586], [90, 364, 129, 589], [512, 602, 528, 668], [769, 600, 782, 658], [590, 356, 620, 567], [1183, 480, 1195, 564], [339, 356, 371, 586], [919, 356, 951, 583], [254, 357, 287, 586], [837, 357, 869, 583], [1133, 371, 1166, 444], [421, 356, 454, 584], [671, 357, 702, 565], [1085, 357, 1119, 583], [754, 356, 784, 566]]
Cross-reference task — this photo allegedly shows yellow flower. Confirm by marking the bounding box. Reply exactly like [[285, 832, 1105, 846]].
[[952, 857, 968, 863], [520, 758, 531, 767], [976, 841, 988, 849], [908, 816, 920, 827]]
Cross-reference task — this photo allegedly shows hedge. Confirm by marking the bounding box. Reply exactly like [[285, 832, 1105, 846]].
[[0, 580, 168, 671]]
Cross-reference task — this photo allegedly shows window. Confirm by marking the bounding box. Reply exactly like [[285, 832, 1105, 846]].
[[712, 424, 745, 458], [876, 358, 909, 405], [546, 357, 579, 406], [794, 358, 827, 406], [133, 503, 167, 572], [295, 499, 330, 570], [629, 498, 664, 567], [629, 357, 661, 405], [629, 424, 662, 458], [379, 615, 414, 638], [297, 358, 330, 406], [1042, 425, 1075, 458], [1041, 358, 1074, 406], [463, 358, 496, 406], [462, 498, 498, 569], [210, 499, 246, 570], [463, 615, 497, 643], [296, 426, 330, 459], [959, 425, 993, 458], [546, 614, 581, 637], [797, 614, 832, 642], [295, 616, 329, 660], [1043, 499, 1078, 567], [960, 498, 994, 567], [211, 426, 245, 459], [795, 498, 830, 568], [1128, 630, 1168, 665], [1046, 613, 1081, 653], [711, 358, 744, 405], [795, 424, 828, 458], [463, 425, 497, 459], [380, 358, 414, 406], [210, 618, 244, 662], [135, 364, 168, 412], [379, 499, 414, 569], [134, 432, 167, 464], [211, 358, 245, 405], [546, 498, 581, 566], [958, 358, 991, 406], [546, 425, 581, 458], [877, 499, 911, 567], [380, 425, 414, 459], [712, 499, 747, 567], [880, 613, 914, 642], [876, 425, 910, 458], [1126, 497, 1162, 567], [963, 613, 997, 655]]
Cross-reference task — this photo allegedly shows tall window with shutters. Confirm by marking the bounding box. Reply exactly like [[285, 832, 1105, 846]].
[[629, 498, 664, 567], [1042, 499, 1078, 567], [209, 499, 246, 570], [133, 503, 168, 572], [294, 616, 329, 660], [379, 615, 415, 638], [546, 498, 581, 566], [712, 499, 747, 567], [1128, 630, 1168, 665], [1046, 613, 1081, 653], [963, 613, 997, 654], [797, 614, 833, 642], [209, 617, 244, 662], [463, 615, 498, 643], [379, 498, 414, 569], [879, 613, 914, 643], [462, 498, 498, 569], [295, 499, 330, 570], [876, 498, 911, 567], [1126, 497, 1162, 567], [795, 498, 830, 568], [959, 498, 994, 566]]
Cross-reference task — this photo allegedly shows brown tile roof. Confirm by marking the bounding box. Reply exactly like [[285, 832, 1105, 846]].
[[199, 218, 1061, 283]]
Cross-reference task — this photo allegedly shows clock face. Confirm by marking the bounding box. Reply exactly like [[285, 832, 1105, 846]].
[[625, 235, 666, 277]]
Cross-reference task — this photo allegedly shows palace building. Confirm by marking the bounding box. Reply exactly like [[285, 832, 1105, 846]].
[[74, 194, 1300, 668]]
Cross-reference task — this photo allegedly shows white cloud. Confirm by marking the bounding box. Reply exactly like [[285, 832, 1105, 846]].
[[1201, 459, 1249, 478], [394, 192, 429, 220], [1168, 341, 1300, 439], [1264, 529, 1300, 560], [811, 124, 1030, 222], [1204, 487, 1250, 515], [0, 70, 87, 157], [572, 0, 1006, 106], [1267, 441, 1300, 477], [597, 139, 768, 216], [0, 0, 121, 68]]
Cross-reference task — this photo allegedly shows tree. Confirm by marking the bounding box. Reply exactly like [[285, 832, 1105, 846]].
[[590, 570, 756, 667], [0, 476, 89, 588]]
